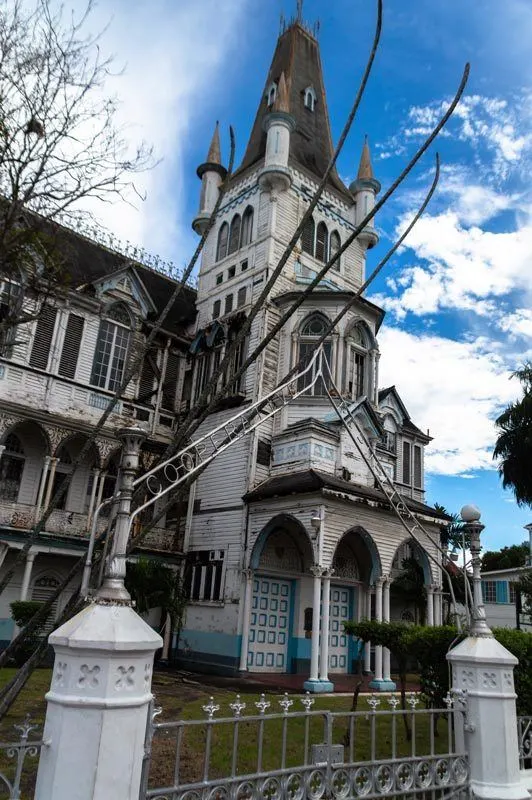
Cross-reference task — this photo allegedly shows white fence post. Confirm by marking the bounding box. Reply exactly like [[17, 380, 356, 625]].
[[447, 505, 528, 800], [34, 427, 163, 800]]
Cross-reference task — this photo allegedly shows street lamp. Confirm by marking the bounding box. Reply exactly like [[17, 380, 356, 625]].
[[460, 504, 492, 637]]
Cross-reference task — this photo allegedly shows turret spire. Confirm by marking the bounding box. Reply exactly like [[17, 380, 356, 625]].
[[357, 135, 375, 181], [273, 71, 290, 113], [206, 121, 222, 165]]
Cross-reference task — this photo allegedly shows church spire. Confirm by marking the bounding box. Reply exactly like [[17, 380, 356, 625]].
[[273, 71, 290, 113], [357, 135, 375, 181], [350, 136, 381, 250], [206, 121, 222, 165]]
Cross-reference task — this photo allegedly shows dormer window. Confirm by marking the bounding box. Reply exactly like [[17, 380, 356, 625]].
[[266, 82, 277, 107], [304, 86, 317, 112], [91, 303, 132, 392]]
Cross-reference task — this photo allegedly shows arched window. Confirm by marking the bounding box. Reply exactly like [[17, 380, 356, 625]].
[[0, 433, 25, 502], [316, 222, 328, 263], [301, 217, 315, 256], [266, 82, 277, 107], [304, 86, 317, 112], [346, 322, 369, 400], [330, 230, 341, 270], [297, 314, 333, 396], [241, 206, 254, 247], [228, 214, 241, 255], [216, 222, 229, 261], [90, 303, 132, 392]]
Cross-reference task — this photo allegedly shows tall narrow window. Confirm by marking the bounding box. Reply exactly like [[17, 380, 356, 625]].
[[90, 305, 131, 392], [413, 445, 422, 488], [58, 313, 84, 379], [241, 206, 254, 247], [162, 351, 180, 410], [304, 86, 317, 111], [0, 433, 25, 502], [330, 230, 341, 270], [346, 323, 368, 400], [225, 294, 233, 315], [297, 314, 332, 395], [0, 278, 22, 358], [402, 441, 411, 485], [213, 299, 221, 318], [228, 214, 241, 255], [237, 286, 247, 308], [137, 349, 158, 405], [301, 217, 315, 256], [226, 329, 247, 395], [216, 222, 229, 261], [316, 222, 328, 263], [29, 305, 57, 370]]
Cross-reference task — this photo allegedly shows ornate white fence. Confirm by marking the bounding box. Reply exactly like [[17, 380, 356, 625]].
[[0, 716, 47, 799], [139, 693, 470, 800]]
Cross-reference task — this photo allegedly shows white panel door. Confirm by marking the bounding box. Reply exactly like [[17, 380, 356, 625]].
[[247, 576, 291, 672], [328, 586, 351, 673]]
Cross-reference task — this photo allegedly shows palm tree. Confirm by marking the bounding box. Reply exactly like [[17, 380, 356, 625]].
[[493, 365, 532, 507]]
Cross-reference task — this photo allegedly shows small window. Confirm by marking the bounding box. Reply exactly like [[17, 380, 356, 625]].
[[301, 217, 315, 256], [237, 286, 247, 308], [482, 580, 496, 604], [213, 299, 221, 319], [402, 441, 411, 485], [216, 223, 229, 261], [510, 583, 517, 604], [304, 86, 317, 112], [228, 215, 241, 256], [330, 230, 341, 271], [266, 82, 277, 107], [162, 351, 180, 411], [256, 439, 271, 467], [241, 259, 248, 272], [90, 304, 131, 392], [413, 445, 422, 488], [228, 265, 236, 279], [216, 273, 223, 285], [225, 294, 233, 315], [184, 550, 225, 602], [316, 222, 328, 263], [241, 207, 254, 247]]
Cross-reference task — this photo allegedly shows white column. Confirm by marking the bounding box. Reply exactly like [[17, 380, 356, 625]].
[[87, 468, 100, 527], [304, 566, 323, 690], [43, 457, 58, 512], [383, 577, 392, 682], [239, 570, 253, 671], [20, 550, 36, 601], [319, 571, 332, 685], [35, 427, 163, 800], [35, 456, 51, 521], [374, 578, 383, 682], [427, 585, 435, 626], [434, 590, 442, 625], [364, 588, 372, 673]]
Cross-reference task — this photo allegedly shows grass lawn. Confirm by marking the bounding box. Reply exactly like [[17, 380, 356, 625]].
[[0, 669, 446, 797]]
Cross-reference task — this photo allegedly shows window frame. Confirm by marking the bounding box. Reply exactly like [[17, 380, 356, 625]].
[[90, 305, 132, 393], [216, 222, 229, 262], [482, 580, 497, 604], [297, 314, 333, 396]]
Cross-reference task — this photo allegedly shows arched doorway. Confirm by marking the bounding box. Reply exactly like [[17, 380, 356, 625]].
[[330, 527, 381, 674], [54, 435, 99, 513], [0, 421, 49, 505], [248, 516, 313, 673], [390, 538, 432, 625]]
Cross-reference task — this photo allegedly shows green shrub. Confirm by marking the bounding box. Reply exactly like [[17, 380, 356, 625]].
[[493, 627, 532, 716]]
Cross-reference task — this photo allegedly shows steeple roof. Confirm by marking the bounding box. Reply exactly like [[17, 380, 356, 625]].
[[206, 121, 222, 165], [236, 21, 349, 198], [357, 136, 374, 181], [273, 71, 290, 113]]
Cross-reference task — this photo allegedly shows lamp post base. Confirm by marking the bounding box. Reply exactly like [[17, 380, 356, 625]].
[[303, 678, 334, 693]]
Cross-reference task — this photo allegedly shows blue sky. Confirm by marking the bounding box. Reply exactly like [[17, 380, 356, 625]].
[[85, 0, 532, 552]]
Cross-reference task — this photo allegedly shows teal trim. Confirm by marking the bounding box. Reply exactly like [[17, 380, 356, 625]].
[[292, 637, 311, 660], [369, 678, 397, 692], [286, 579, 297, 673], [0, 618, 14, 641], [303, 678, 334, 694], [496, 581, 509, 604], [347, 587, 364, 670], [178, 629, 242, 658]]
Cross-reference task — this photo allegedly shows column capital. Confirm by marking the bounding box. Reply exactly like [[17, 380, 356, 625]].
[[242, 568, 253, 581], [375, 576, 386, 588], [322, 567, 334, 579], [310, 564, 325, 578]]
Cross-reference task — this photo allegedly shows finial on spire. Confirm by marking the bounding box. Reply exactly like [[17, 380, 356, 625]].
[[357, 136, 375, 181], [296, 0, 304, 23], [206, 121, 222, 165], [273, 71, 290, 113]]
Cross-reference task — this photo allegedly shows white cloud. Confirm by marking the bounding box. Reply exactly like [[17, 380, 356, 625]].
[[71, 0, 249, 266], [378, 328, 519, 476], [499, 308, 532, 339]]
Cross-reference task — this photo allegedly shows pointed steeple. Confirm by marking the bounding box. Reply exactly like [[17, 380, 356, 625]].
[[206, 121, 222, 165], [357, 135, 374, 181], [235, 20, 350, 198], [273, 71, 290, 113]]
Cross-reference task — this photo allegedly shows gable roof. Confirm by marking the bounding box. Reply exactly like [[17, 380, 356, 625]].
[[378, 385, 431, 442], [235, 21, 351, 199]]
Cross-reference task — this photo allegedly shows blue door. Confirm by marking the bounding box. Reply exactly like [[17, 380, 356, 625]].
[[248, 577, 291, 672], [328, 586, 352, 672]]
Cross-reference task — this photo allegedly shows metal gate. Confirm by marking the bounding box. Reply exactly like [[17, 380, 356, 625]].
[[139, 692, 470, 800]]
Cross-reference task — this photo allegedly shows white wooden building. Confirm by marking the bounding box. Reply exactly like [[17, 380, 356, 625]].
[[177, 12, 447, 691], [0, 11, 448, 691]]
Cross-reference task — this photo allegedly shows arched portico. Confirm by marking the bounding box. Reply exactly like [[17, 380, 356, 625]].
[[0, 420, 50, 506], [241, 515, 313, 674], [390, 538, 441, 626]]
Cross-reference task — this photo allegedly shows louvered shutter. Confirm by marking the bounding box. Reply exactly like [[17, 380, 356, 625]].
[[29, 305, 57, 369], [58, 313, 84, 378], [162, 352, 180, 410], [138, 352, 157, 405], [402, 441, 411, 484]]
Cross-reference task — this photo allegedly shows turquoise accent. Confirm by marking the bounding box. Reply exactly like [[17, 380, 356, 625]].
[[496, 581, 508, 604], [286, 579, 297, 671], [369, 678, 397, 692], [303, 678, 334, 693], [0, 618, 14, 642], [292, 637, 311, 660], [179, 629, 241, 658]]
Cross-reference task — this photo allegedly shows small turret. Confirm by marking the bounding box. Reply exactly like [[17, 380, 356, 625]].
[[349, 137, 381, 249], [192, 122, 227, 235], [258, 72, 296, 193]]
